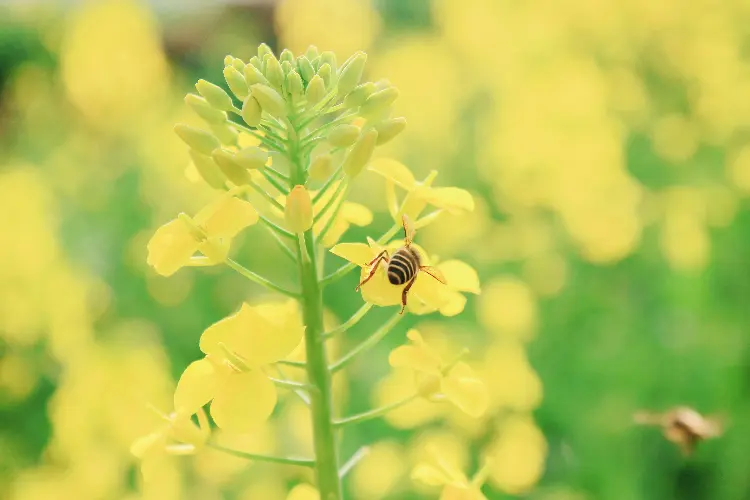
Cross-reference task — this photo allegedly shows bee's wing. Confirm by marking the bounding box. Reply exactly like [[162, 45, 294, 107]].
[[402, 214, 416, 245], [420, 266, 447, 284]]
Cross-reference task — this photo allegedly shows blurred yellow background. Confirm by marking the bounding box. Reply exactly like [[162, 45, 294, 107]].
[[1, 0, 749, 499]]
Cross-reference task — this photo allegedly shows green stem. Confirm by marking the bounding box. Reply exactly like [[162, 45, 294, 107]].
[[330, 312, 403, 373], [314, 181, 348, 223], [207, 442, 315, 467], [333, 394, 417, 427], [260, 169, 290, 195], [312, 166, 344, 204], [258, 215, 295, 239], [339, 446, 370, 478], [323, 303, 373, 339], [228, 120, 285, 152], [276, 359, 307, 369], [225, 258, 300, 297], [317, 184, 350, 244]]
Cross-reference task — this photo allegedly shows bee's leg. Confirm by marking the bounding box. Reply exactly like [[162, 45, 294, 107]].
[[399, 276, 417, 314], [355, 251, 389, 291]]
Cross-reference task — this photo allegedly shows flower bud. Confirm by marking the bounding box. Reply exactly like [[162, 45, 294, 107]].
[[309, 153, 334, 182], [174, 123, 221, 155], [185, 94, 227, 124], [224, 55, 235, 66], [281, 60, 293, 76], [320, 51, 337, 74], [258, 43, 273, 61], [310, 56, 321, 72], [297, 56, 315, 83], [234, 146, 268, 170], [305, 45, 319, 62], [241, 96, 262, 126], [264, 54, 284, 89], [306, 75, 326, 106], [223, 65, 248, 99], [244, 63, 269, 86], [317, 63, 332, 88], [280, 48, 295, 65], [360, 87, 399, 117], [251, 84, 288, 118], [285, 185, 313, 233], [232, 58, 245, 72], [286, 70, 304, 98], [375, 117, 407, 145], [195, 79, 233, 111], [328, 124, 360, 147], [189, 149, 226, 189], [343, 129, 378, 177], [209, 122, 238, 145], [337, 51, 367, 96], [248, 56, 262, 69], [343, 82, 376, 108], [212, 148, 250, 185]]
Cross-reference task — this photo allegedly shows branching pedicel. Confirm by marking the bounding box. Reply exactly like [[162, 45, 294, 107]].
[[133, 44, 489, 500]]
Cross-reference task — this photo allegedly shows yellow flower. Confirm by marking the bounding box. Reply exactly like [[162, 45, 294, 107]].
[[368, 158, 474, 221], [286, 484, 320, 500], [330, 238, 478, 316], [173, 300, 304, 433], [147, 192, 258, 276], [412, 446, 490, 500], [130, 407, 209, 485], [389, 330, 488, 417], [312, 180, 373, 247]]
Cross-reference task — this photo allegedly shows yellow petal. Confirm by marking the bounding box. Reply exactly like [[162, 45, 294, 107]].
[[368, 158, 417, 190], [421, 187, 475, 213], [439, 261, 481, 294], [399, 189, 430, 221], [330, 243, 375, 267], [411, 272, 449, 311], [131, 431, 167, 459], [286, 484, 320, 500], [318, 218, 349, 248], [200, 196, 259, 238], [174, 358, 219, 414], [341, 202, 373, 226], [442, 363, 489, 418], [389, 330, 442, 375], [439, 291, 468, 317], [441, 484, 487, 500], [199, 306, 249, 358], [359, 266, 402, 306], [412, 463, 452, 486], [211, 371, 277, 432], [146, 219, 200, 276], [239, 301, 305, 365]]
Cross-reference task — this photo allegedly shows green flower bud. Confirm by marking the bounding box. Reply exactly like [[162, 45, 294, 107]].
[[244, 63, 269, 86], [337, 52, 367, 96], [195, 79, 233, 111], [317, 63, 332, 88], [343, 129, 378, 177], [185, 94, 227, 124], [223, 65, 248, 99], [264, 54, 284, 89], [328, 124, 360, 147], [258, 43, 273, 61], [280, 48, 295, 65], [310, 56, 321, 72], [281, 60, 293, 76], [285, 185, 314, 233], [360, 87, 399, 117], [374, 78, 392, 91], [232, 58, 246, 72], [224, 55, 235, 66], [320, 51, 337, 74], [249, 56, 262, 69], [209, 122, 238, 145], [305, 45, 319, 62], [297, 56, 315, 83], [212, 148, 250, 186], [251, 84, 288, 118], [306, 75, 326, 106], [308, 153, 334, 182], [241, 95, 262, 127], [286, 70, 304, 98], [344, 82, 376, 108], [375, 117, 407, 145], [189, 149, 226, 189], [234, 146, 268, 170], [174, 123, 221, 155]]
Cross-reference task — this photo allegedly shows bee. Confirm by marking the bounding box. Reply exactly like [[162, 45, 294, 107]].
[[356, 215, 446, 314], [633, 406, 724, 456]]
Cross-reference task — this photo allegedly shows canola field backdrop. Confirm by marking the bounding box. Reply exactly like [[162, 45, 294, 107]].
[[1, 1, 749, 499]]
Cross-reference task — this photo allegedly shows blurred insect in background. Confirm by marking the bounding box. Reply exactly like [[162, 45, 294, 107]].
[[356, 215, 446, 314], [633, 406, 724, 456]]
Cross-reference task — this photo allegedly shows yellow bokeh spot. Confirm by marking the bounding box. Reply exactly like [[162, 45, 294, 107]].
[[727, 145, 750, 193], [651, 114, 699, 163], [478, 277, 538, 341], [351, 441, 406, 499], [486, 414, 547, 494], [522, 253, 568, 297], [482, 344, 543, 412]]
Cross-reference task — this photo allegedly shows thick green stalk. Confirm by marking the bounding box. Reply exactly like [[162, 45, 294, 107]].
[[289, 118, 343, 499]]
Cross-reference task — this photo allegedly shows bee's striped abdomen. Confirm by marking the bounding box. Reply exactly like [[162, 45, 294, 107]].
[[387, 247, 419, 285]]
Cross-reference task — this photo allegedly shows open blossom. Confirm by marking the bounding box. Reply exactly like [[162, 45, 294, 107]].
[[330, 238, 479, 316], [147, 191, 258, 276], [173, 300, 304, 432], [412, 446, 490, 500], [390, 330, 488, 417], [368, 158, 475, 221]]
